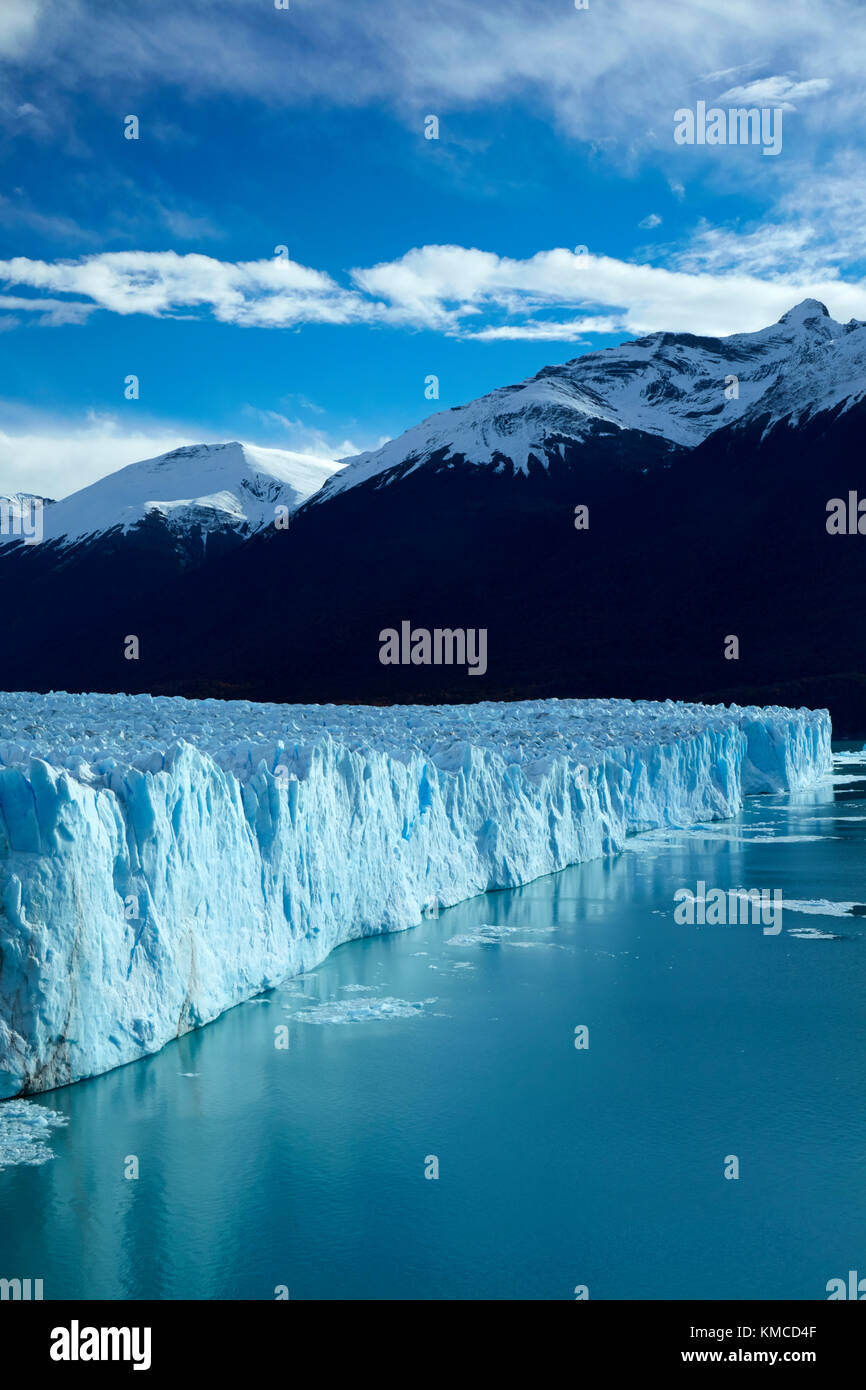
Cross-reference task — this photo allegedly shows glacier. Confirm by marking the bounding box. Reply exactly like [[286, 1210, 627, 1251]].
[[0, 691, 831, 1097]]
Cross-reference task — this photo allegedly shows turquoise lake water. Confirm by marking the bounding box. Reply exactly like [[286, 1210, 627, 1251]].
[[1, 746, 865, 1300]]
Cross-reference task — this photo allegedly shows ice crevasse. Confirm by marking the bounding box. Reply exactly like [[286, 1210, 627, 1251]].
[[0, 692, 831, 1096]]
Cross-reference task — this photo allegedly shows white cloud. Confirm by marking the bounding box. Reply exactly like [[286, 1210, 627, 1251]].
[[2, 244, 866, 341], [717, 75, 832, 109], [1, 1, 860, 160], [0, 0, 42, 56], [639, 213, 663, 229], [675, 152, 866, 277], [0, 410, 208, 498], [0, 404, 371, 496], [243, 407, 363, 459], [0, 195, 88, 243], [468, 317, 625, 342], [0, 251, 376, 327], [350, 243, 866, 337], [0, 294, 96, 325], [699, 61, 763, 84]]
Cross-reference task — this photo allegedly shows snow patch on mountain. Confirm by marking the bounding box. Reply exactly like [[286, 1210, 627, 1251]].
[[0, 691, 830, 1096]]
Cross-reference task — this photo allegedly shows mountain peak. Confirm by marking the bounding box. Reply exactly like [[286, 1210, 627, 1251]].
[[1, 440, 340, 549], [777, 298, 831, 326], [315, 301, 866, 503]]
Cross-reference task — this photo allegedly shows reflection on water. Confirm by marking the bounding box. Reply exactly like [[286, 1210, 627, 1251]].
[[1, 747, 865, 1300]]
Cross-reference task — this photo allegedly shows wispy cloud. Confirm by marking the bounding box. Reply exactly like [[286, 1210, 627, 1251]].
[[717, 75, 832, 109], [0, 293, 96, 325], [0, 407, 205, 498], [467, 317, 625, 343], [0, 0, 42, 57], [2, 244, 866, 340], [0, 403, 360, 497], [0, 251, 375, 326], [674, 152, 866, 278], [349, 244, 866, 336], [0, 194, 93, 243], [0, 1, 857, 160], [243, 406, 364, 459]]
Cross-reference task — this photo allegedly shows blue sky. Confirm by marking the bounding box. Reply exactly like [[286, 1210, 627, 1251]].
[[0, 0, 865, 496]]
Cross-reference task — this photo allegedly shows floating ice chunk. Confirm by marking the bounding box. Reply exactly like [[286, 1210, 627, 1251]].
[[0, 1099, 67, 1170], [782, 899, 863, 918], [289, 996, 437, 1025], [446, 926, 517, 947], [745, 834, 832, 843], [787, 927, 841, 939], [447, 924, 561, 949]]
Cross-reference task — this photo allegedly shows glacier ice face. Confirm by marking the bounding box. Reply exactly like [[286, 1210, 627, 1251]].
[[0, 692, 831, 1097]]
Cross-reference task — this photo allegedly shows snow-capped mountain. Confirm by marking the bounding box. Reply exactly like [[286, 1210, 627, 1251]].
[[0, 441, 339, 549], [1, 301, 865, 729], [316, 300, 865, 501]]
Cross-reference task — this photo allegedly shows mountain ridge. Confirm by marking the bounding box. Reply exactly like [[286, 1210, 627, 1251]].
[[312, 298, 865, 503], [0, 440, 340, 552]]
